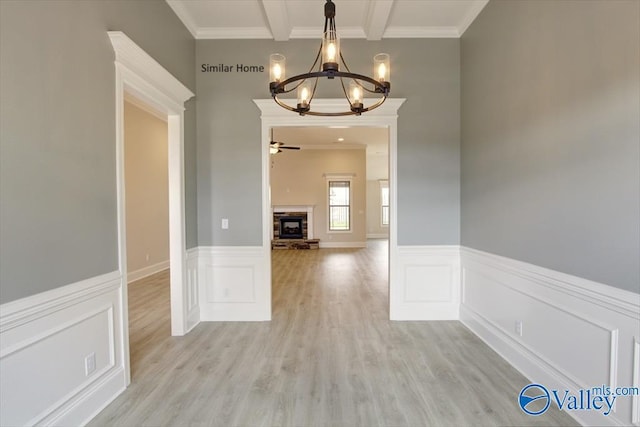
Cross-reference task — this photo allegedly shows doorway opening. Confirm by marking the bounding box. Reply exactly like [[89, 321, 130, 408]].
[[122, 96, 170, 379], [109, 31, 195, 385], [255, 98, 405, 321], [269, 125, 390, 316]]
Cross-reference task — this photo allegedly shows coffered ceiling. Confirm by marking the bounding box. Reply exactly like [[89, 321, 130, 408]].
[[166, 0, 489, 40]]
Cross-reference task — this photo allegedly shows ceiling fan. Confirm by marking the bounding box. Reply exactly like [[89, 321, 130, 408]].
[[270, 129, 301, 154]]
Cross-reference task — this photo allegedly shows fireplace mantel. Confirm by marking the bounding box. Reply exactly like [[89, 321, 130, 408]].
[[272, 205, 314, 240]]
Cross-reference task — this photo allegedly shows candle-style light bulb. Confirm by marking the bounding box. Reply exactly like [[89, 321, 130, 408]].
[[377, 63, 386, 82], [273, 63, 282, 82], [296, 82, 312, 114], [327, 43, 336, 62], [373, 53, 390, 85], [269, 53, 285, 85], [349, 81, 364, 114], [300, 87, 309, 105], [352, 86, 361, 104], [322, 31, 340, 71]]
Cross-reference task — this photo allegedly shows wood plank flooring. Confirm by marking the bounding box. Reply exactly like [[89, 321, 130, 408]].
[[89, 241, 577, 426]]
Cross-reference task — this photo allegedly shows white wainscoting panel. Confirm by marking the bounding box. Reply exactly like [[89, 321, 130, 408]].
[[186, 248, 200, 332], [197, 247, 270, 321], [390, 246, 460, 320], [0, 271, 127, 426], [460, 247, 640, 427]]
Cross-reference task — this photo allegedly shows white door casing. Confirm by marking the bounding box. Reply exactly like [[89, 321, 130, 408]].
[[108, 32, 195, 384], [254, 98, 405, 319]]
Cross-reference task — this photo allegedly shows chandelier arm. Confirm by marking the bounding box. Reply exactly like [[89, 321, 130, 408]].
[[338, 76, 353, 108], [309, 76, 320, 105], [348, 77, 379, 94], [272, 95, 303, 114], [271, 71, 388, 96], [359, 82, 381, 94], [275, 79, 305, 95], [309, 44, 322, 74], [272, 90, 388, 117], [339, 51, 352, 74]]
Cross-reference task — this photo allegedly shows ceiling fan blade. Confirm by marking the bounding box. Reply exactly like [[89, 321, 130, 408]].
[[280, 146, 301, 150]]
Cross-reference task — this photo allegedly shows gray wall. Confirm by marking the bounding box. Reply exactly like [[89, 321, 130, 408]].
[[461, 0, 640, 292], [196, 39, 460, 246], [0, 1, 195, 304]]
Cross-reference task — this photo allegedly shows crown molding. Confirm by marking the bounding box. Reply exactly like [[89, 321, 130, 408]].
[[166, 0, 489, 40], [289, 26, 367, 39], [383, 26, 461, 39], [300, 143, 366, 151], [107, 32, 194, 107]]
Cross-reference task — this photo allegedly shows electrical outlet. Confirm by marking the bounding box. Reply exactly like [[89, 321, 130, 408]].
[[221, 218, 229, 229], [515, 320, 523, 337], [84, 352, 96, 376]]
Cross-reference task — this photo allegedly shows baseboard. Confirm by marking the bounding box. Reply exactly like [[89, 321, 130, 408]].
[[366, 233, 389, 239], [196, 246, 270, 321], [390, 245, 461, 320], [0, 271, 127, 426], [460, 247, 640, 426], [46, 366, 125, 426], [127, 260, 169, 283], [319, 241, 367, 248]]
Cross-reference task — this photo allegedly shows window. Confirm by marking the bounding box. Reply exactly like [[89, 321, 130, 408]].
[[380, 180, 389, 226], [328, 180, 350, 231]]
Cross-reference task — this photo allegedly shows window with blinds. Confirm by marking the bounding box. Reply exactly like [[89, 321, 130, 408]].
[[328, 180, 350, 231], [380, 181, 389, 226]]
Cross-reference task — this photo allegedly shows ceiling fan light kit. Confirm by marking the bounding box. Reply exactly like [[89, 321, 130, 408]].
[[269, 0, 391, 117], [270, 129, 301, 154]]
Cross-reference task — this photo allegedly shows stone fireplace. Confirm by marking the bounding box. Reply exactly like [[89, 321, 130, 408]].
[[271, 205, 317, 249]]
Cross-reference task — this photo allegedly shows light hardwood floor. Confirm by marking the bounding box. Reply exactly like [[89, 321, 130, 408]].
[[89, 241, 577, 426]]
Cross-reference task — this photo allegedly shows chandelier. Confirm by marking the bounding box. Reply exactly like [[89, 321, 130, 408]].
[[269, 0, 391, 116]]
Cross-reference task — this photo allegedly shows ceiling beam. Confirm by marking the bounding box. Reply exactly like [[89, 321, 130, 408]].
[[261, 0, 291, 41], [364, 0, 394, 41]]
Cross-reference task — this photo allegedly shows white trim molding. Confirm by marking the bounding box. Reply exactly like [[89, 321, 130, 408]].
[[196, 247, 270, 322], [127, 260, 170, 284], [390, 245, 461, 320], [186, 248, 200, 332], [0, 272, 126, 426], [108, 32, 193, 113], [460, 247, 640, 426], [367, 233, 389, 239], [108, 31, 195, 346]]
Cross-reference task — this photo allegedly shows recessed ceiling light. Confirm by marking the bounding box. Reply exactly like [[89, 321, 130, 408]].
[[337, 138, 344, 142]]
